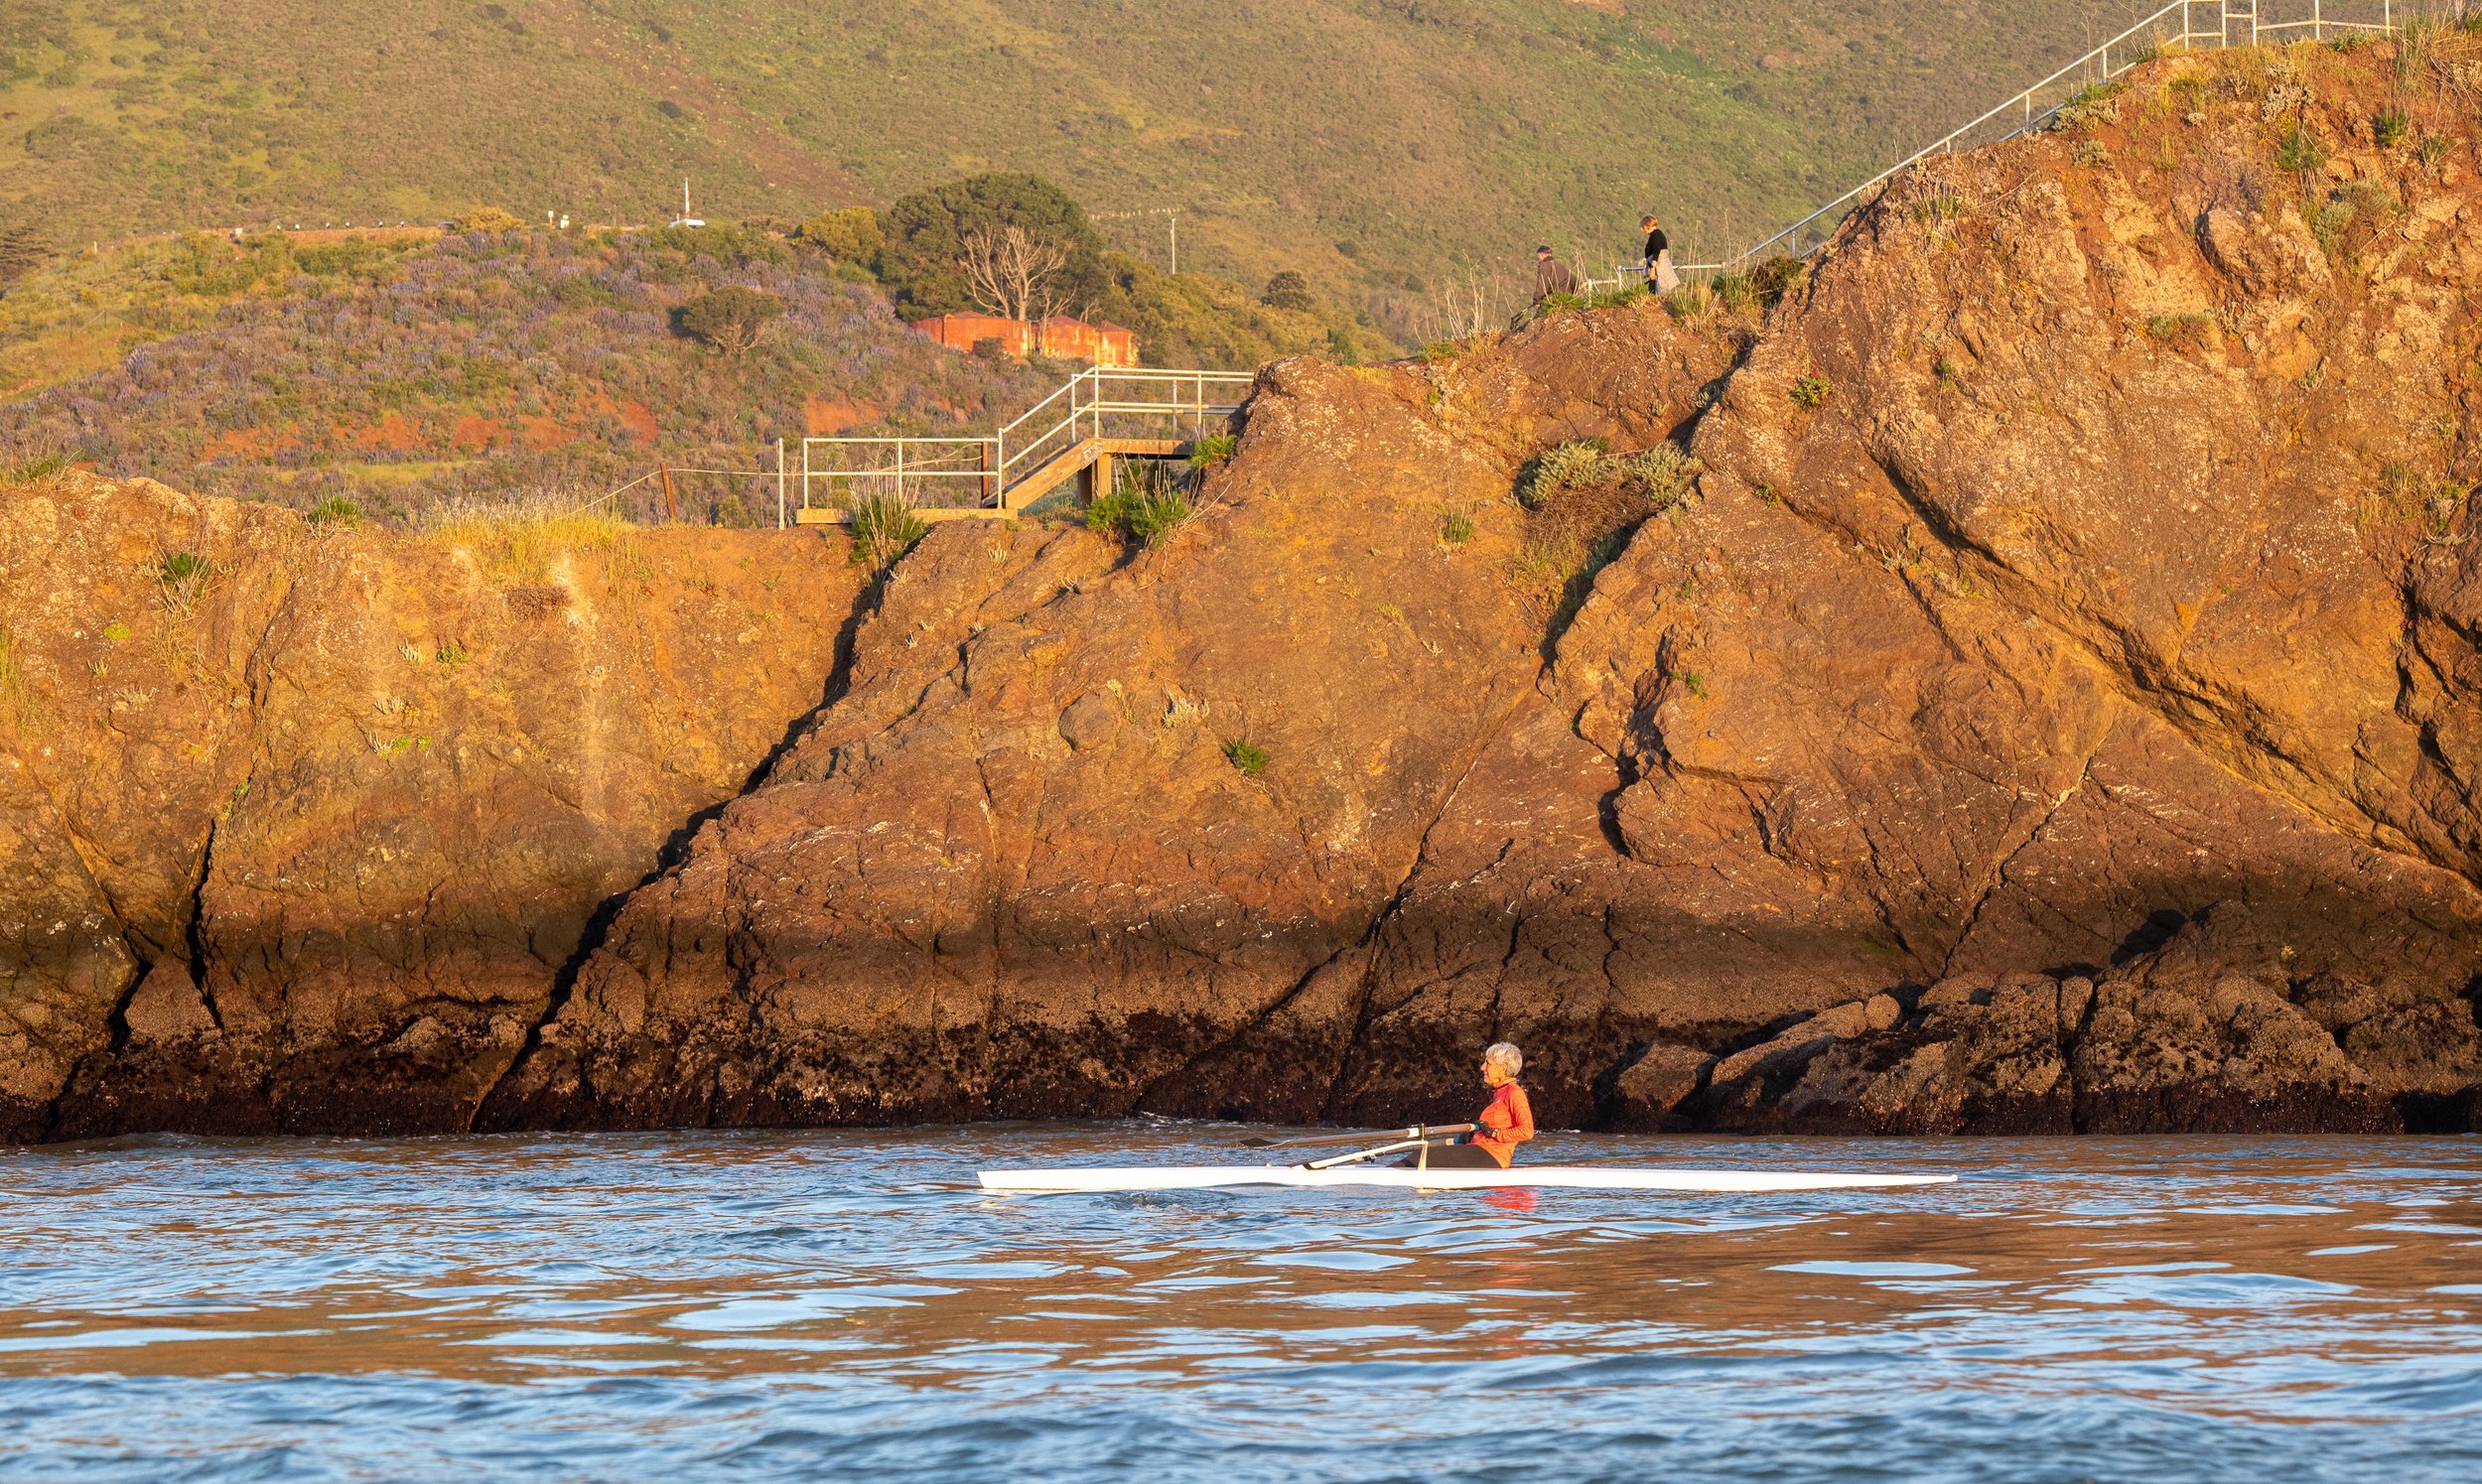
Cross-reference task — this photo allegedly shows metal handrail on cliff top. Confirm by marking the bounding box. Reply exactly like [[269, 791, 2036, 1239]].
[[1707, 0, 2408, 275], [792, 365, 1255, 516], [994, 366, 1253, 492]]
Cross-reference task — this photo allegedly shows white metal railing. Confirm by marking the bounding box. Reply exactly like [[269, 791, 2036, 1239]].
[[800, 436, 996, 510], [1670, 0, 2427, 279], [797, 365, 1255, 515], [994, 366, 1254, 492]]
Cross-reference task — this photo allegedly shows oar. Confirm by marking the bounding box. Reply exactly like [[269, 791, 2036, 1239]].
[[1238, 1123, 1476, 1149]]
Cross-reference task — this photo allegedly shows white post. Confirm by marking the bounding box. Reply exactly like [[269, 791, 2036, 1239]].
[[776, 438, 786, 529], [1169, 213, 1177, 276], [895, 439, 904, 505]]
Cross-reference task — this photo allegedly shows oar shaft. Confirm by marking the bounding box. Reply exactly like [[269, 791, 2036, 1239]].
[[1243, 1122, 1477, 1149]]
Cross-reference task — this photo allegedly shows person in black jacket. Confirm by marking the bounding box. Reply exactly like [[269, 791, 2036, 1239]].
[[1641, 213, 1678, 293]]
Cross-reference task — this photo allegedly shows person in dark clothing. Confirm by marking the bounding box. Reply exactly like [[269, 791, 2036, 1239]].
[[1641, 213, 1679, 293], [1532, 244, 1581, 304]]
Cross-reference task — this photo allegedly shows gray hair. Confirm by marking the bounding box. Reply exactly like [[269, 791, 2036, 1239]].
[[1484, 1041, 1523, 1077]]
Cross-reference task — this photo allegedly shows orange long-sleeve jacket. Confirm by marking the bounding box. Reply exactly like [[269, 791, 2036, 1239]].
[[1470, 1081, 1535, 1167]]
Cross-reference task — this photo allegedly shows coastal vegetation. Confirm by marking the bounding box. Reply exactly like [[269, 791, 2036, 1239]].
[[0, 0, 2163, 340], [0, 174, 1351, 522]]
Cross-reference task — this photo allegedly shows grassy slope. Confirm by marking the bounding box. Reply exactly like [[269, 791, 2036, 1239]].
[[0, 226, 1067, 520], [1, 0, 2157, 305]]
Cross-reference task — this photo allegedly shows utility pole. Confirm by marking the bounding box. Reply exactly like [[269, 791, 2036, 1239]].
[[1098, 207, 1180, 275]]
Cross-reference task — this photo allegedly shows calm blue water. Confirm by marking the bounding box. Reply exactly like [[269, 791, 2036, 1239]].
[[0, 1127, 2477, 1481]]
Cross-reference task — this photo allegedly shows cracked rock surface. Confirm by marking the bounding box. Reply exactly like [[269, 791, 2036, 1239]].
[[8, 45, 2482, 1139], [0, 474, 863, 1138]]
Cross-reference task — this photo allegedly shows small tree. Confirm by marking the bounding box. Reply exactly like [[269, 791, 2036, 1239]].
[[795, 205, 884, 268], [1261, 270, 1313, 311], [672, 286, 785, 356], [960, 223, 1072, 326]]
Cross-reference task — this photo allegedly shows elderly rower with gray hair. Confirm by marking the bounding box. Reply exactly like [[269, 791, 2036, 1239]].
[[1401, 1042, 1537, 1168]]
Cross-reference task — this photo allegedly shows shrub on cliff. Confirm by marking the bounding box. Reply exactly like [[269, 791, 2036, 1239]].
[[672, 286, 786, 356], [1087, 462, 1190, 548], [1518, 439, 1613, 507], [795, 206, 885, 273], [849, 489, 927, 574]]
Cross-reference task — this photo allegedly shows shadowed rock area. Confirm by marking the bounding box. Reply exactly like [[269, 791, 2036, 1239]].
[[0, 476, 866, 1138], [9, 40, 2482, 1139]]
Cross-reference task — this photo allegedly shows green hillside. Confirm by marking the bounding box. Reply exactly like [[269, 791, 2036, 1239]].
[[3, 0, 2157, 334], [0, 213, 1367, 519]]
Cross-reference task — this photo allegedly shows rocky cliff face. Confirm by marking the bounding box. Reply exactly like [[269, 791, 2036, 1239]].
[[8, 40, 2482, 1139], [0, 476, 864, 1138]]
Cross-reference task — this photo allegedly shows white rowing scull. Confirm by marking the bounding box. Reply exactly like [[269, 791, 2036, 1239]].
[[978, 1123, 1958, 1195]]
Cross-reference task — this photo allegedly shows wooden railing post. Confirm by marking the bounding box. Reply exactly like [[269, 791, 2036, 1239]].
[[659, 463, 678, 521]]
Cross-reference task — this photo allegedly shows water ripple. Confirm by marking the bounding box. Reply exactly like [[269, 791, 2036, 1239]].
[[0, 1130, 2476, 1480]]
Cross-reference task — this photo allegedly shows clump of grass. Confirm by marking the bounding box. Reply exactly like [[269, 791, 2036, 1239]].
[[2308, 179, 2405, 261], [1222, 738, 1269, 776], [2275, 123, 2328, 174], [2052, 78, 2127, 131], [2145, 312, 2216, 341], [1747, 255, 1809, 304], [850, 488, 928, 574], [1934, 356, 1963, 387], [1617, 445, 1699, 509], [1535, 291, 1586, 313], [155, 550, 214, 616], [2417, 135, 2450, 171], [1712, 271, 1761, 319], [1662, 281, 1716, 320], [1587, 283, 1647, 310], [2358, 458, 2470, 543], [1668, 665, 1710, 700], [1087, 463, 1192, 548], [1789, 373, 1832, 410], [1186, 433, 1237, 470], [1517, 439, 1613, 508], [1440, 511, 1474, 546], [424, 494, 633, 584], [1908, 194, 1965, 225], [2375, 108, 2411, 149], [101, 620, 132, 641], [3, 454, 68, 485], [2072, 140, 2112, 168], [308, 495, 362, 527]]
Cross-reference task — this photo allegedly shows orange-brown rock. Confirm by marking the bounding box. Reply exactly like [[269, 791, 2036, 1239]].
[[0, 473, 864, 1137], [9, 41, 2482, 1140]]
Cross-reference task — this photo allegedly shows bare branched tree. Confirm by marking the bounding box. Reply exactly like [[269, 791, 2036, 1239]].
[[959, 224, 1073, 334]]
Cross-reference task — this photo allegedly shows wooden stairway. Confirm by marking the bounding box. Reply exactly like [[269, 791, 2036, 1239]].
[[793, 437, 1187, 526]]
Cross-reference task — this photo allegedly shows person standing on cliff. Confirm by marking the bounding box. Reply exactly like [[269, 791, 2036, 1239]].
[[1641, 213, 1678, 294], [1532, 244, 1580, 305], [1402, 1042, 1537, 1168]]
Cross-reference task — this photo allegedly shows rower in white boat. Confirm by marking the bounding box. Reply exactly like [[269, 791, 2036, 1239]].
[[1400, 1041, 1535, 1169]]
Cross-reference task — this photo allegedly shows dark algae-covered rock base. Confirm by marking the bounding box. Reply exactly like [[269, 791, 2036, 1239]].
[[7, 42, 2482, 1140]]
